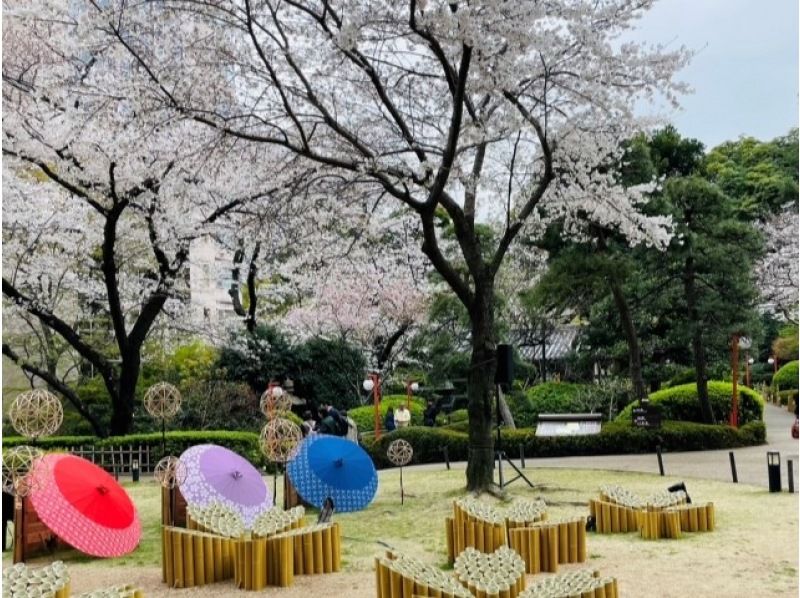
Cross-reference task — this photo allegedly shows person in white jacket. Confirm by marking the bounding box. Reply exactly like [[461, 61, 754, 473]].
[[394, 404, 411, 428]]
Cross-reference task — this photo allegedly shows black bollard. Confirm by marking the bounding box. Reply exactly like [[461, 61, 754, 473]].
[[519, 445, 526, 469], [788, 460, 795, 494], [767, 451, 781, 493], [729, 451, 738, 483], [443, 446, 450, 470], [656, 445, 665, 476]]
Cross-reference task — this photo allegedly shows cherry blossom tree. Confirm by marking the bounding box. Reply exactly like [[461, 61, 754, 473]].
[[756, 205, 799, 324], [12, 0, 690, 489], [2, 6, 303, 435], [283, 212, 430, 371]]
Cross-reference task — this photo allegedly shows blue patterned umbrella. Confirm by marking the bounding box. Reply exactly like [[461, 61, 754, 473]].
[[287, 434, 378, 512]]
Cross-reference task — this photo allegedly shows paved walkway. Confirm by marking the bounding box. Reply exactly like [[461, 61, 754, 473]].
[[414, 403, 800, 489]]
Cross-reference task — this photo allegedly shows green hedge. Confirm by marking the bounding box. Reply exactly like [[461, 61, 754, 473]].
[[348, 395, 425, 432], [616, 381, 764, 425], [3, 431, 264, 467], [506, 383, 588, 427], [362, 420, 766, 468], [773, 361, 799, 390]]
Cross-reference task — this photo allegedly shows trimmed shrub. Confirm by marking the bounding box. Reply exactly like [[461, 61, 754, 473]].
[[616, 381, 764, 425], [506, 383, 588, 427], [773, 360, 799, 390], [293, 337, 367, 410], [361, 420, 765, 468], [348, 395, 425, 432]]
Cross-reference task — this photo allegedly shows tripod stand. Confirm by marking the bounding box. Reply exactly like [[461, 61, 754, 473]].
[[494, 385, 533, 489]]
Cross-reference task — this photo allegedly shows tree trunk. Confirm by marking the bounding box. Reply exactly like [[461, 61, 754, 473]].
[[465, 290, 497, 492], [609, 279, 647, 401], [109, 352, 140, 435], [684, 255, 714, 423]]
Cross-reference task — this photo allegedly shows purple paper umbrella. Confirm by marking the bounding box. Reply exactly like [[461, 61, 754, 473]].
[[178, 444, 272, 527]]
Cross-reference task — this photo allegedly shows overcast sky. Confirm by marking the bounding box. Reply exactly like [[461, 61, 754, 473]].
[[627, 0, 798, 150]]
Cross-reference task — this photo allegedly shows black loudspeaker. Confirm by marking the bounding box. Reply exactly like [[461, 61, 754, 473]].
[[495, 344, 514, 387]]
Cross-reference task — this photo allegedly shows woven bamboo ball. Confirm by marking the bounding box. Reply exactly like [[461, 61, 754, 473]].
[[9, 389, 63, 439], [259, 417, 302, 463], [144, 382, 182, 420], [2, 445, 46, 496], [259, 387, 293, 418], [154, 456, 188, 489], [387, 439, 413, 466]]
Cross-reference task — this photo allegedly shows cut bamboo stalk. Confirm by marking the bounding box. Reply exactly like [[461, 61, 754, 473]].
[[558, 522, 569, 563], [375, 559, 384, 598], [697, 505, 708, 532], [322, 526, 333, 573], [172, 529, 184, 588], [183, 531, 195, 588], [568, 520, 578, 563], [193, 534, 205, 586], [313, 528, 324, 574], [446, 519, 455, 563], [689, 506, 699, 532], [332, 523, 342, 572], [531, 527, 541, 574], [706, 503, 715, 531], [213, 536, 223, 581]]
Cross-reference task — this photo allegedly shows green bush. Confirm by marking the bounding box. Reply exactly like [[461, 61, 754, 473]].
[[616, 381, 764, 425], [449, 409, 468, 423], [361, 420, 765, 468], [348, 395, 425, 432], [506, 383, 588, 427], [3, 430, 264, 467], [773, 360, 798, 390], [293, 337, 366, 410]]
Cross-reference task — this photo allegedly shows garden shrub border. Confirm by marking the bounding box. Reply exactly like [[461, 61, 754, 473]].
[[362, 420, 766, 469], [616, 381, 764, 426], [3, 430, 264, 467], [6, 420, 766, 473]]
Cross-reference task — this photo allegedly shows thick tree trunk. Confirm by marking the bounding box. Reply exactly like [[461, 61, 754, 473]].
[[684, 255, 714, 423], [609, 280, 647, 401], [109, 352, 140, 435], [465, 290, 497, 492]]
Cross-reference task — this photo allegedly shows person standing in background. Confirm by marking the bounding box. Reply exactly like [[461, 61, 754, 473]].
[[394, 404, 411, 428], [384, 407, 396, 432]]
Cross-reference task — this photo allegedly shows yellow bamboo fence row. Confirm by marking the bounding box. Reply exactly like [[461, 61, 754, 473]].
[[375, 551, 473, 598], [162, 526, 236, 588], [638, 503, 716, 539], [519, 569, 619, 598], [507, 517, 587, 574], [588, 499, 639, 534], [274, 522, 342, 577], [233, 522, 342, 591], [453, 546, 526, 598], [590, 495, 715, 539], [446, 499, 507, 562], [636, 508, 682, 540]]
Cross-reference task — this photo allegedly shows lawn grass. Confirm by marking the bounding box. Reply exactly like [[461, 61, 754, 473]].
[[4, 466, 798, 597]]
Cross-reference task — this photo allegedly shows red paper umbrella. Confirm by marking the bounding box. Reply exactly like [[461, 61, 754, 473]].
[[29, 453, 141, 557]]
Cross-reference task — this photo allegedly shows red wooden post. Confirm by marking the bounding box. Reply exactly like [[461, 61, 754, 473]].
[[730, 335, 739, 428]]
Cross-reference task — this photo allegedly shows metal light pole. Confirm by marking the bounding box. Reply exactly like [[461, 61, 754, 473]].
[[364, 373, 382, 440], [405, 381, 419, 409]]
